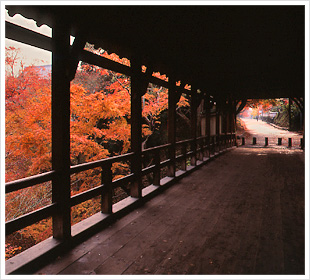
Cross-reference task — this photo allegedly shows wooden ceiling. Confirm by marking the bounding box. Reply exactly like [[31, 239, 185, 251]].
[[6, 5, 305, 100]]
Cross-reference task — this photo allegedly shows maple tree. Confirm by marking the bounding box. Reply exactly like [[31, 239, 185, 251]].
[[5, 46, 190, 259]]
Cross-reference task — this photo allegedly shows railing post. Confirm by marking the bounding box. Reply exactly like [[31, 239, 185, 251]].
[[153, 149, 161, 186], [212, 136, 215, 155], [51, 17, 72, 240], [101, 161, 112, 214], [181, 143, 187, 171], [168, 77, 177, 177], [288, 138, 292, 148], [301, 137, 304, 149], [199, 138, 204, 161]]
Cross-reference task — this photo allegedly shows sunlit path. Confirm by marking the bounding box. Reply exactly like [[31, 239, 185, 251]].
[[239, 118, 302, 147]]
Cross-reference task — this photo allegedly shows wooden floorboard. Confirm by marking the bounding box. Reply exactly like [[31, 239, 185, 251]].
[[36, 147, 305, 275]]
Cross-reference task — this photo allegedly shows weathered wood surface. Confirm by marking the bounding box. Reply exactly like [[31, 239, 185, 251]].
[[36, 147, 305, 275]]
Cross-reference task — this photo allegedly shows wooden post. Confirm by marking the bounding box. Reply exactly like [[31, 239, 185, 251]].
[[199, 138, 204, 161], [216, 108, 220, 152], [181, 143, 187, 171], [190, 90, 197, 166], [206, 97, 211, 158], [130, 58, 143, 198], [230, 99, 235, 147], [288, 98, 292, 131], [153, 149, 160, 186], [101, 161, 112, 214], [168, 77, 177, 177], [51, 18, 72, 240]]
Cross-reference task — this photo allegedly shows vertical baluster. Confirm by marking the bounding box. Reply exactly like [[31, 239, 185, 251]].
[[153, 149, 161, 186], [101, 161, 112, 214], [199, 138, 204, 161]]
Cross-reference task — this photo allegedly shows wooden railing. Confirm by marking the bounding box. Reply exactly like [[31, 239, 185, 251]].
[[5, 133, 236, 237]]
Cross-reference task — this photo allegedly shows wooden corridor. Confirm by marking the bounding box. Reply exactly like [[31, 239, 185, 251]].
[[35, 147, 305, 275]]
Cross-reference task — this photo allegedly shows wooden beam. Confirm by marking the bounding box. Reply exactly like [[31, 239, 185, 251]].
[[51, 17, 72, 240], [5, 21, 52, 51], [80, 50, 132, 76], [68, 35, 86, 81]]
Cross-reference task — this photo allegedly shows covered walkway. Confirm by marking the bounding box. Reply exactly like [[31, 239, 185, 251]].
[[36, 147, 305, 275]]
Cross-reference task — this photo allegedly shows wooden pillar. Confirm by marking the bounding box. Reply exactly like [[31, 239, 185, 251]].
[[205, 96, 211, 157], [216, 107, 220, 152], [288, 98, 292, 131], [229, 99, 234, 146], [130, 58, 143, 198], [168, 77, 177, 177], [190, 89, 197, 166], [51, 17, 71, 239]]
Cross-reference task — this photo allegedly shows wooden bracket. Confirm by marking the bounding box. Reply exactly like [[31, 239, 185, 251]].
[[68, 34, 86, 81], [235, 99, 247, 115]]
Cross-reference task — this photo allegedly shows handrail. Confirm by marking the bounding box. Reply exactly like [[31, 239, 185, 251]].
[[142, 143, 171, 153], [5, 171, 55, 194], [70, 152, 134, 174], [5, 203, 57, 236], [175, 138, 195, 145]]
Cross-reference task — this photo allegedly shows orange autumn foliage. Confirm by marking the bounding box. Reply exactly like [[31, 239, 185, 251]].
[[5, 46, 190, 259]]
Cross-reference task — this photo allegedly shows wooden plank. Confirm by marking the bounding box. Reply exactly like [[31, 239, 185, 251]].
[[79, 50, 131, 76], [51, 17, 72, 239]]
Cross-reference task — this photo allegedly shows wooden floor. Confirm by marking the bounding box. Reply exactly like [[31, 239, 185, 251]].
[[36, 146, 305, 275]]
